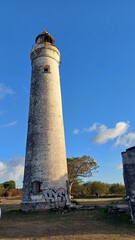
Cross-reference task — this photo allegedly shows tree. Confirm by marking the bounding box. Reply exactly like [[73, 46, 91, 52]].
[[0, 183, 4, 189], [3, 180, 16, 189], [71, 179, 81, 196], [89, 181, 109, 197], [109, 183, 126, 196], [67, 155, 98, 194]]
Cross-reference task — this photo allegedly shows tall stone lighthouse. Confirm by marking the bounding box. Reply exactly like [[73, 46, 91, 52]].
[[21, 31, 69, 211]]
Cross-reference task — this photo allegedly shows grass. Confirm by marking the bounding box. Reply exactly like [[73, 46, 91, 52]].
[[0, 198, 135, 240], [74, 197, 125, 206]]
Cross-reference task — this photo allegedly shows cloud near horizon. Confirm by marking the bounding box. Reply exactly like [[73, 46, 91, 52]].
[[117, 163, 123, 170], [73, 121, 135, 148], [0, 156, 24, 184], [0, 83, 14, 99]]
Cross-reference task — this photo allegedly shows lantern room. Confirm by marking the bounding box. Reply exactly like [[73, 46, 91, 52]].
[[35, 31, 55, 45]]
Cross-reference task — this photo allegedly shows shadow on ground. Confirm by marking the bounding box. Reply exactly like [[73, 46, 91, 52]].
[[0, 206, 135, 239]]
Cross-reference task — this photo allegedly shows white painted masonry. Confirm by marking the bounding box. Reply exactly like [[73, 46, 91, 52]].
[[21, 31, 70, 211]]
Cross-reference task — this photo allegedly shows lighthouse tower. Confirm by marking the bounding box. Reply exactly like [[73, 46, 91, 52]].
[[21, 31, 70, 211]]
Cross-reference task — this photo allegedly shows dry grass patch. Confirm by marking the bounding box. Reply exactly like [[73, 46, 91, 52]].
[[0, 198, 135, 240], [1, 235, 135, 240], [74, 197, 124, 206]]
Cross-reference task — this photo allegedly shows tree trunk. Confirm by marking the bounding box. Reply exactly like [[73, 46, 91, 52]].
[[69, 181, 74, 196]]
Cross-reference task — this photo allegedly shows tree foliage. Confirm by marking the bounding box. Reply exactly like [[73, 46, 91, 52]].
[[87, 181, 109, 197], [0, 183, 4, 189], [71, 180, 126, 197], [109, 183, 126, 195], [67, 155, 98, 194], [3, 180, 16, 190]]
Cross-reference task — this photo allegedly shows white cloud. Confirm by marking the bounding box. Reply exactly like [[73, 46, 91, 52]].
[[0, 121, 18, 128], [84, 123, 100, 132], [0, 156, 24, 183], [73, 128, 79, 135], [0, 83, 14, 99], [92, 122, 129, 144], [73, 121, 135, 148], [9, 165, 24, 181], [115, 132, 135, 148], [117, 163, 123, 170], [0, 162, 7, 178]]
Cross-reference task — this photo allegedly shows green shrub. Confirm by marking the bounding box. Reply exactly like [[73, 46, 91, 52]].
[[3, 180, 16, 189], [0, 183, 4, 189]]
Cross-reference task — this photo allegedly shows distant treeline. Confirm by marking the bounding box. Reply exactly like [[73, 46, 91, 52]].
[[71, 180, 126, 197], [0, 180, 126, 198], [0, 180, 22, 197]]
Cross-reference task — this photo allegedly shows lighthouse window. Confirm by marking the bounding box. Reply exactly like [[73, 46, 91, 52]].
[[44, 68, 48, 72], [44, 35, 49, 42], [32, 181, 40, 194], [44, 65, 50, 73]]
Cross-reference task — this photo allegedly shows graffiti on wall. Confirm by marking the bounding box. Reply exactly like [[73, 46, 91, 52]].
[[42, 188, 67, 207]]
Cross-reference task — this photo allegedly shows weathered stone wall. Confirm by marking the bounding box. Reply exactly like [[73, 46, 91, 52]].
[[21, 42, 70, 210], [122, 146, 135, 223]]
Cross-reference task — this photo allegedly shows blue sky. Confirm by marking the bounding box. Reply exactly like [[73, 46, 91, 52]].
[[0, 0, 135, 187]]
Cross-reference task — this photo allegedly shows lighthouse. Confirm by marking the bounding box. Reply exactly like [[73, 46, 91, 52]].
[[21, 31, 70, 211]]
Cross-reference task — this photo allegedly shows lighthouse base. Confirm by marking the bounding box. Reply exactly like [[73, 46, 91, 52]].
[[20, 200, 69, 211], [21, 185, 70, 211]]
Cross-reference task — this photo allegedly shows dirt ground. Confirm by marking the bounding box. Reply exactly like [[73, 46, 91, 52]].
[[0, 198, 135, 240]]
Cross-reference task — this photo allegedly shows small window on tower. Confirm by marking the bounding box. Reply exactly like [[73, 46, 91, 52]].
[[32, 181, 41, 194], [44, 65, 50, 73]]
